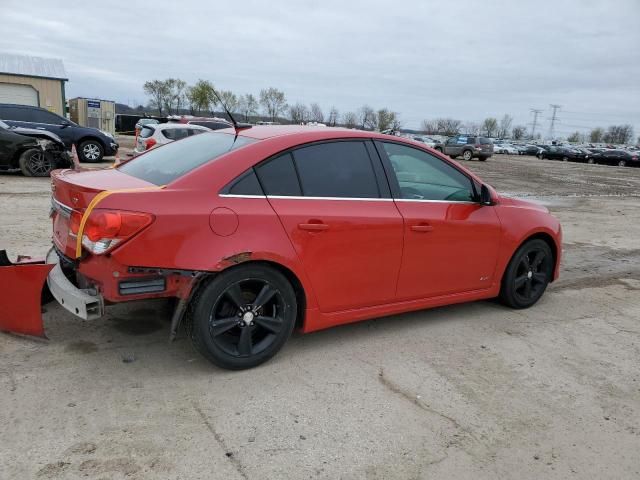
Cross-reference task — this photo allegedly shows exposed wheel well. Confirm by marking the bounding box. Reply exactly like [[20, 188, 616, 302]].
[[209, 260, 307, 330]]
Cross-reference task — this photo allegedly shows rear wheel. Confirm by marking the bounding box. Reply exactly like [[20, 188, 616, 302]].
[[478, 156, 488, 161], [190, 264, 297, 370], [462, 150, 473, 161], [19, 148, 54, 177], [500, 239, 554, 309], [562, 156, 569, 162], [78, 140, 104, 163], [587, 158, 595, 164], [618, 159, 627, 167]]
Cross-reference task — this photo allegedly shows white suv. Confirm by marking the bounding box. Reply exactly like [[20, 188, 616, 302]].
[[135, 123, 210, 154]]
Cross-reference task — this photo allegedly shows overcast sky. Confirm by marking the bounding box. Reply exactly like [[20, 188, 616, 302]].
[[1, 0, 639, 136]]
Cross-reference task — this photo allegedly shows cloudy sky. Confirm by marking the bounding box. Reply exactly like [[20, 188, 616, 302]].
[[1, 0, 639, 136]]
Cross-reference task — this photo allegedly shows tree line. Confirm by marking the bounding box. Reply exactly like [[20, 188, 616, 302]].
[[143, 79, 635, 144], [142, 78, 401, 131]]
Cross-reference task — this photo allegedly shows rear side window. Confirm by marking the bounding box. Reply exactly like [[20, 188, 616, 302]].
[[292, 141, 380, 198], [119, 132, 255, 185], [190, 121, 230, 131], [256, 153, 302, 196], [227, 170, 264, 196], [479, 138, 492, 144], [0, 106, 31, 121], [140, 126, 154, 138], [162, 128, 190, 140]]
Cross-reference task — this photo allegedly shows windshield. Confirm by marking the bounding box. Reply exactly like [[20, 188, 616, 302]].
[[119, 131, 256, 185]]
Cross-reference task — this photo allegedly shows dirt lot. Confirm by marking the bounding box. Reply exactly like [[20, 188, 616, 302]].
[[1, 144, 639, 479]]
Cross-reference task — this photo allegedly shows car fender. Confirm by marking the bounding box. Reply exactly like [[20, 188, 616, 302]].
[[493, 199, 562, 282]]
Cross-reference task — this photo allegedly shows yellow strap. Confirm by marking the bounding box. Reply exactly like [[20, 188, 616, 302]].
[[75, 186, 164, 258]]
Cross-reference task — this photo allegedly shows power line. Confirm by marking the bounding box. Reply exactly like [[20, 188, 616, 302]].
[[548, 104, 561, 139], [529, 108, 542, 139]]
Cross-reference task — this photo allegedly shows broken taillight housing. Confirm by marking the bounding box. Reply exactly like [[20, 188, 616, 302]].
[[71, 209, 154, 255], [145, 138, 157, 150]]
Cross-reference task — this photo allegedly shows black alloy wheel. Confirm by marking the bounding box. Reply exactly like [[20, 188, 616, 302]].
[[19, 148, 53, 177], [500, 239, 554, 309], [618, 159, 627, 167], [190, 265, 297, 370]]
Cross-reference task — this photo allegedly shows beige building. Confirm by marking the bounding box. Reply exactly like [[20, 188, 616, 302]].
[[0, 53, 67, 116]]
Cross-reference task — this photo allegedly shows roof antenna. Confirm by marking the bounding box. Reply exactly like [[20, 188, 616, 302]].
[[211, 87, 251, 133]]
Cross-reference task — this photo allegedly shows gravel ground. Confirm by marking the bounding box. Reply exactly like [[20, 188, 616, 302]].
[[1, 146, 639, 479]]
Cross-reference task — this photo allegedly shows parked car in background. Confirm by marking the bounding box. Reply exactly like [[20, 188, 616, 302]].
[[134, 118, 160, 133], [537, 146, 589, 162], [134, 123, 210, 154], [413, 136, 439, 148], [519, 144, 543, 156], [0, 103, 118, 162], [494, 144, 520, 155], [435, 135, 493, 161], [0, 120, 71, 176], [169, 116, 233, 131], [591, 149, 639, 167], [48, 125, 561, 369]]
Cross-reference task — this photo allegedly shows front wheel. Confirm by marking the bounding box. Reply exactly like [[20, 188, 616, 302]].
[[462, 150, 473, 161], [587, 158, 595, 164], [19, 148, 54, 177], [562, 156, 569, 162], [78, 140, 104, 163], [500, 239, 554, 309], [190, 264, 297, 370], [618, 159, 627, 167]]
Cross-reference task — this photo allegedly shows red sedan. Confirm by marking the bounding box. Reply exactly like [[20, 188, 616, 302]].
[[48, 126, 562, 369]]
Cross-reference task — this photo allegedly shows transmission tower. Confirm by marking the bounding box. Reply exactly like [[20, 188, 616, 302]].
[[548, 104, 561, 139], [529, 109, 542, 139]]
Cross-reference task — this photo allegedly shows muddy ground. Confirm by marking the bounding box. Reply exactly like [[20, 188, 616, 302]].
[[1, 143, 639, 479]]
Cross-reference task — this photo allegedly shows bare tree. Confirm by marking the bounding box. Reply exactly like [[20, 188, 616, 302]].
[[259, 87, 287, 122], [464, 122, 481, 135], [421, 119, 438, 135], [218, 90, 239, 114], [289, 102, 309, 124], [603, 124, 634, 144], [238, 94, 259, 121], [358, 105, 377, 130], [327, 107, 339, 126], [342, 111, 358, 129], [482, 117, 499, 137], [567, 131, 584, 143], [498, 114, 513, 139], [512, 125, 527, 140], [309, 103, 324, 123], [436, 118, 462, 136], [143, 80, 169, 116], [589, 127, 604, 143]]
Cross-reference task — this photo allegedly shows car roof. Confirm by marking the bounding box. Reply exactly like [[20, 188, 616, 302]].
[[152, 123, 210, 130], [236, 125, 384, 141]]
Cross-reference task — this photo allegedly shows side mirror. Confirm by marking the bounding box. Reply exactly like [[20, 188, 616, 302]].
[[480, 184, 493, 206]]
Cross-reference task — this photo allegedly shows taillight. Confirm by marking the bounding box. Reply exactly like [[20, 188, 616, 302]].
[[75, 209, 154, 255], [475, 144, 482, 148], [145, 138, 157, 150]]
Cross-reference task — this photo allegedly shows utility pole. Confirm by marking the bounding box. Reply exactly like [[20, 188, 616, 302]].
[[548, 104, 561, 139], [529, 109, 542, 140]]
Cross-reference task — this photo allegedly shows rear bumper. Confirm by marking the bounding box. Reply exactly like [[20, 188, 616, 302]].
[[46, 248, 104, 320]]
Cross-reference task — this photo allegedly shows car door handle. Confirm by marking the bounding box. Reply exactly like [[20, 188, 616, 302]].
[[298, 222, 329, 231], [410, 223, 434, 232]]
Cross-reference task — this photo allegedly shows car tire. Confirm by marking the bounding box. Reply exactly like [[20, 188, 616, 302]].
[[562, 156, 569, 162], [587, 158, 595, 164], [78, 140, 104, 163], [479, 156, 487, 161], [462, 150, 473, 161], [500, 239, 554, 309], [18, 148, 54, 177], [189, 264, 297, 370], [618, 160, 627, 167], [434, 147, 443, 153]]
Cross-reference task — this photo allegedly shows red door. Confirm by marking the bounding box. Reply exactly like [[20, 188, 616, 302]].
[[377, 141, 502, 300], [393, 201, 501, 300], [268, 198, 403, 312], [256, 141, 404, 313]]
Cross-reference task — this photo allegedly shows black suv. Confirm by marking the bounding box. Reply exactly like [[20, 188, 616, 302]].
[[0, 103, 118, 162], [434, 135, 493, 161]]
